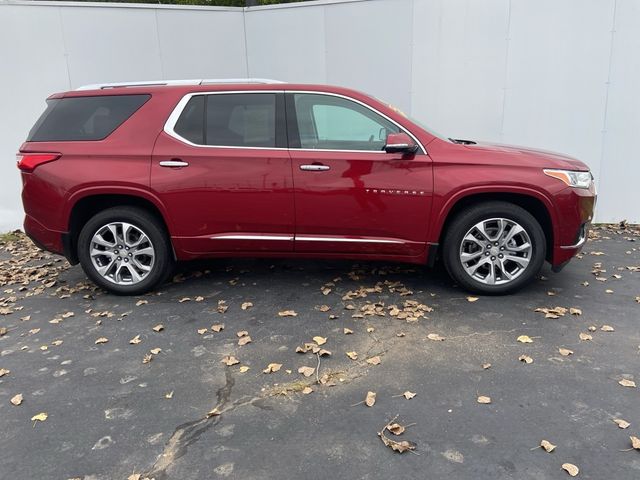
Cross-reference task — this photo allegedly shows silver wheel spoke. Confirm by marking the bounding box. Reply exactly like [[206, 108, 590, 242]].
[[475, 222, 493, 242], [461, 250, 484, 262], [504, 254, 530, 268]]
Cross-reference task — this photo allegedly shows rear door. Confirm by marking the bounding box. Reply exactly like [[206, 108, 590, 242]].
[[286, 92, 433, 256], [151, 91, 295, 254]]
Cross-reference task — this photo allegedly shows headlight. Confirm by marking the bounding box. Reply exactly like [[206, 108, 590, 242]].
[[543, 169, 593, 189]]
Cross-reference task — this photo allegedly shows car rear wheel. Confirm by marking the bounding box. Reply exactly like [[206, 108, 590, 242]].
[[77, 207, 173, 295], [442, 202, 546, 295]]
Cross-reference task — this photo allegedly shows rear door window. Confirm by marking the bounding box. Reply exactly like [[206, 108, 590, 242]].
[[28, 94, 150, 142]]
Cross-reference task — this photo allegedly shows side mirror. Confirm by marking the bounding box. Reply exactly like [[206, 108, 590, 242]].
[[384, 132, 418, 155]]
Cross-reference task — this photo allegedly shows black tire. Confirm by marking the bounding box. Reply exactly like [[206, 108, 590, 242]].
[[77, 206, 174, 295], [442, 201, 546, 295]]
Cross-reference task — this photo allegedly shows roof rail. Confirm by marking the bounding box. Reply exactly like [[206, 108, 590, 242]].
[[76, 78, 285, 90]]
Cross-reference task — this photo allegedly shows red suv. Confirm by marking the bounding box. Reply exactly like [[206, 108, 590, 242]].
[[18, 79, 596, 295]]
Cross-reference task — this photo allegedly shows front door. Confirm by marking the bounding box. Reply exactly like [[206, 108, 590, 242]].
[[286, 92, 432, 257], [151, 91, 294, 254]]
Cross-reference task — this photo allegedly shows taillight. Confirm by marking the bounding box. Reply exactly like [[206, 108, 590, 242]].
[[16, 153, 61, 172]]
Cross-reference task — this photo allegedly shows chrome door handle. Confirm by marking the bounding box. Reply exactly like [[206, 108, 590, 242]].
[[300, 164, 330, 171], [159, 160, 189, 168]]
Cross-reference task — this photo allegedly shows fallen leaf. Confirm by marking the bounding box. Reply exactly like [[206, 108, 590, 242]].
[[0, 368, 10, 377], [519, 354, 533, 364], [605, 289, 613, 294], [95, 337, 108, 345], [366, 327, 375, 333], [238, 336, 252, 346], [365, 391, 376, 407], [601, 325, 615, 332], [313, 336, 327, 346], [343, 328, 353, 335], [152, 324, 164, 332], [316, 305, 331, 312], [466, 296, 479, 302], [241, 302, 253, 310], [178, 297, 191, 303], [562, 463, 579, 477], [477, 395, 492, 404], [302, 387, 313, 395], [197, 328, 207, 335], [195, 296, 204, 302], [31, 412, 47, 423], [237, 330, 249, 337], [211, 324, 224, 332], [540, 439, 556, 452], [588, 325, 597, 332], [517, 335, 533, 343], [298, 366, 316, 377], [579, 333, 592, 341], [129, 335, 142, 345], [559, 348, 574, 356], [403, 391, 416, 399], [378, 418, 416, 453], [10, 394, 23, 406], [239, 366, 250, 373], [136, 300, 148, 307], [346, 351, 358, 360], [263, 363, 282, 374], [206, 408, 221, 418], [278, 310, 298, 317], [149, 348, 161, 355], [619, 378, 636, 388], [427, 333, 445, 341], [631, 436, 640, 450], [614, 418, 630, 429], [51, 340, 63, 346], [482, 363, 492, 370], [366, 356, 381, 366], [142, 354, 153, 364], [165, 391, 174, 399], [221, 356, 239, 366], [387, 423, 406, 435], [569, 308, 582, 316]]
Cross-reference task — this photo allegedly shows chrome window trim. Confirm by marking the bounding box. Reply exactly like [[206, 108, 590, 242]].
[[164, 90, 427, 154]]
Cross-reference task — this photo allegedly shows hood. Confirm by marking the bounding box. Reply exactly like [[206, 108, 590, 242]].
[[457, 140, 590, 171]]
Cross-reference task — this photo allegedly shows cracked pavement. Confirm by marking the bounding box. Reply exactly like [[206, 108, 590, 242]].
[[1, 227, 639, 479]]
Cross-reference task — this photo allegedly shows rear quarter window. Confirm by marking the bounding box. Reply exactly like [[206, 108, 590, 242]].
[[27, 94, 150, 142]]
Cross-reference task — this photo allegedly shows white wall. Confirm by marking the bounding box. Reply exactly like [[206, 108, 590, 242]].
[[0, 0, 637, 231]]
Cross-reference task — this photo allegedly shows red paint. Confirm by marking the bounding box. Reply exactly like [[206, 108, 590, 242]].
[[19, 83, 595, 270]]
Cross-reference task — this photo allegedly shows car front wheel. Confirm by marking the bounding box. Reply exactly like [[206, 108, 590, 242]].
[[77, 207, 174, 295], [442, 201, 546, 295]]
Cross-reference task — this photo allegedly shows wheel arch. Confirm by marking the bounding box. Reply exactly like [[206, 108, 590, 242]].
[[434, 189, 557, 262], [65, 190, 173, 264]]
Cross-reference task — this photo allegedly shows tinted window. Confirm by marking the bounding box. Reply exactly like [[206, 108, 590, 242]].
[[205, 94, 276, 148], [174, 96, 205, 145], [293, 93, 399, 151], [28, 94, 150, 142]]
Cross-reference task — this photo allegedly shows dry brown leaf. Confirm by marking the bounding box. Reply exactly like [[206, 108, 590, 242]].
[[477, 395, 492, 404], [540, 439, 556, 452], [569, 308, 582, 315], [129, 335, 142, 345], [378, 418, 416, 453], [387, 423, 406, 435], [562, 463, 579, 476], [31, 412, 47, 423], [237, 330, 249, 337], [278, 310, 297, 317], [559, 348, 574, 356], [239, 366, 250, 373], [316, 305, 331, 312], [263, 363, 282, 374], [313, 336, 327, 346], [630, 436, 640, 450], [579, 332, 592, 341], [241, 302, 253, 310], [165, 391, 174, 399], [152, 324, 164, 332], [365, 391, 376, 407], [601, 325, 615, 332], [519, 354, 533, 364], [466, 296, 479, 302], [178, 297, 191, 303], [211, 324, 224, 332], [403, 391, 416, 399], [517, 335, 533, 343], [10, 394, 23, 406], [346, 351, 358, 360], [221, 355, 239, 366], [197, 328, 207, 335], [619, 378, 636, 388], [238, 336, 252, 346], [605, 289, 614, 294], [302, 387, 313, 395], [366, 356, 381, 365], [95, 337, 108, 345], [366, 327, 375, 333], [195, 296, 204, 302], [51, 340, 63, 346], [614, 418, 630, 429], [142, 354, 153, 364], [150, 348, 161, 355], [0, 368, 10, 377], [298, 366, 316, 377], [206, 408, 221, 418], [136, 300, 148, 307], [482, 363, 492, 370], [343, 328, 353, 335], [427, 333, 445, 341]]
